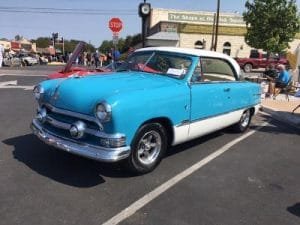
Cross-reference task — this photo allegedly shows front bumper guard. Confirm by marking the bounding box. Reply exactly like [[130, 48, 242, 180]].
[[30, 119, 131, 162]]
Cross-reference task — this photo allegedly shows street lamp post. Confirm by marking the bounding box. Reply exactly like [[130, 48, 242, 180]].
[[214, 0, 220, 51], [139, 0, 151, 48]]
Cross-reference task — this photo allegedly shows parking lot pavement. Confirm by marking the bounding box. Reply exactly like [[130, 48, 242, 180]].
[[0, 68, 300, 225], [120, 119, 300, 225]]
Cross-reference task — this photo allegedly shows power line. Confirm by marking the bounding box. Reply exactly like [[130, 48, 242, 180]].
[[0, 9, 136, 15], [0, 6, 136, 14]]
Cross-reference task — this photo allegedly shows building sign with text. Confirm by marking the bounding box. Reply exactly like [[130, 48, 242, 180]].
[[168, 12, 245, 26]]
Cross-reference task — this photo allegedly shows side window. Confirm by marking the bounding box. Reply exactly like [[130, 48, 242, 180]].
[[191, 59, 202, 82], [200, 57, 236, 82]]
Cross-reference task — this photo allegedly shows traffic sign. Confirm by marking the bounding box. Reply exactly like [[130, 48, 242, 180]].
[[109, 18, 123, 33]]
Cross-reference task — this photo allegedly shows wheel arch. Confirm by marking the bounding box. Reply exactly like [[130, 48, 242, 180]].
[[140, 117, 174, 147], [249, 107, 255, 117]]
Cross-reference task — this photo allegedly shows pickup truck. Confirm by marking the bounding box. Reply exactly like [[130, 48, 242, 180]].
[[235, 51, 289, 73]]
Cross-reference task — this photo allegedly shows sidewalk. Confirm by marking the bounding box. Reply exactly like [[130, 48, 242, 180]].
[[261, 94, 300, 129], [48, 62, 66, 66]]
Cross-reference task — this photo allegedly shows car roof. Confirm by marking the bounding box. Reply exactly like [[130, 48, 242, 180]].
[[135, 47, 241, 77], [137, 47, 224, 57]]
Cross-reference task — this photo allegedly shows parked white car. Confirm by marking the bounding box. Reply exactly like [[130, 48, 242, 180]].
[[18, 54, 38, 66]]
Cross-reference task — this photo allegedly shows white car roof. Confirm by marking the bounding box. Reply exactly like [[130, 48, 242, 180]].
[[136, 47, 241, 77]]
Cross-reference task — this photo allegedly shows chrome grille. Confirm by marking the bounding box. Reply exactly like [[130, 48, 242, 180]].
[[44, 104, 100, 131]]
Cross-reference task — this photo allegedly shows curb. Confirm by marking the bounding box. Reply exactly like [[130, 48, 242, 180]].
[[48, 62, 66, 66], [260, 105, 300, 130]]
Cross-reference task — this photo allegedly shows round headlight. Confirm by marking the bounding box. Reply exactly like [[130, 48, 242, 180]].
[[33, 85, 44, 100], [95, 102, 112, 122]]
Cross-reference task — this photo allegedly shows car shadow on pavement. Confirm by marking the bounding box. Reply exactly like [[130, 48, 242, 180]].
[[165, 130, 224, 158], [255, 114, 300, 135], [287, 203, 300, 217], [3, 134, 134, 187]]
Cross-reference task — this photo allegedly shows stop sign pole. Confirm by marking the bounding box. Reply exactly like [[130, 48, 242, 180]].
[[108, 18, 123, 61]]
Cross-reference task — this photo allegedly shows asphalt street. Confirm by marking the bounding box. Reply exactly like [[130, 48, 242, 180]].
[[0, 66, 299, 225]]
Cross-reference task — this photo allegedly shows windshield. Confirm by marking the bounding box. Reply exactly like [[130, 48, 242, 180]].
[[103, 61, 124, 71], [116, 51, 193, 79]]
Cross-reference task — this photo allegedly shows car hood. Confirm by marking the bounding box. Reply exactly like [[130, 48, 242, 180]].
[[43, 72, 180, 114]]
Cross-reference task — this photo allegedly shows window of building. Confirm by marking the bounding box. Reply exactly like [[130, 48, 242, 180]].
[[223, 42, 231, 56], [195, 40, 205, 49]]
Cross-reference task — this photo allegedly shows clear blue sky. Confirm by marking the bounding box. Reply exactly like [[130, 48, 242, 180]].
[[0, 0, 271, 47]]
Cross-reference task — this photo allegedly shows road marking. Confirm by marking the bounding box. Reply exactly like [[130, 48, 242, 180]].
[[102, 122, 269, 225], [0, 80, 17, 86], [0, 85, 34, 90], [0, 73, 47, 77], [0, 80, 34, 90]]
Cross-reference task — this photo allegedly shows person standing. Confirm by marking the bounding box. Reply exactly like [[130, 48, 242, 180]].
[[0, 44, 4, 68], [86, 52, 91, 66], [83, 51, 87, 66], [93, 50, 100, 68]]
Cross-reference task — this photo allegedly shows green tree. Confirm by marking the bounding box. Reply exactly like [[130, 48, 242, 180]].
[[99, 33, 142, 54], [243, 0, 300, 54], [14, 35, 23, 41], [34, 37, 51, 48], [99, 40, 113, 53]]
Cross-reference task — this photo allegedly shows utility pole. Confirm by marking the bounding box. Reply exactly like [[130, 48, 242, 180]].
[[211, 13, 216, 51], [52, 33, 58, 48], [214, 0, 220, 51]]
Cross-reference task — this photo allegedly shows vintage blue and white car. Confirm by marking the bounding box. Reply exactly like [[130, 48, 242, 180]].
[[31, 47, 261, 174]]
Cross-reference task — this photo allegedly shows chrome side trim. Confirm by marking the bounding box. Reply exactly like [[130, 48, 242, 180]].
[[31, 119, 130, 162], [175, 104, 259, 127]]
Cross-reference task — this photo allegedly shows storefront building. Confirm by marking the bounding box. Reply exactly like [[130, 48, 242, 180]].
[[0, 38, 36, 53], [147, 8, 300, 58]]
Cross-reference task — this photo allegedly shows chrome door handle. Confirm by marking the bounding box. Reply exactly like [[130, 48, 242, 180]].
[[224, 88, 231, 92]]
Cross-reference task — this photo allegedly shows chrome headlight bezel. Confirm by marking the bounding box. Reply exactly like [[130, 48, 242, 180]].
[[36, 107, 47, 123], [33, 85, 44, 101], [95, 102, 112, 123]]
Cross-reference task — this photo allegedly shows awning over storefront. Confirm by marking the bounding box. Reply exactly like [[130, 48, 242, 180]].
[[146, 32, 180, 47], [147, 32, 180, 41]]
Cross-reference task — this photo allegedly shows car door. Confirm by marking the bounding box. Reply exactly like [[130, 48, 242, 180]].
[[189, 57, 239, 139]]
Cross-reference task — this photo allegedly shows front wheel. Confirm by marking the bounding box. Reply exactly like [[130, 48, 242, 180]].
[[243, 63, 252, 73], [126, 123, 168, 174], [232, 109, 251, 133]]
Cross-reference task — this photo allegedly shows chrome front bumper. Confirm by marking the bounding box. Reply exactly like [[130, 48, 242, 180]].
[[31, 119, 131, 162]]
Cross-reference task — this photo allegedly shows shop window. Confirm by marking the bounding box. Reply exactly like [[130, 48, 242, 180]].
[[223, 42, 231, 56]]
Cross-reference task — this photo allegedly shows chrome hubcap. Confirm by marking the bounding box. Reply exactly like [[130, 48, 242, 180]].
[[241, 111, 250, 128], [137, 131, 161, 165]]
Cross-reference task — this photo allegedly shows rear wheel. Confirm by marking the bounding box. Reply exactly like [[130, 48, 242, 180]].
[[126, 123, 167, 174], [232, 109, 251, 133], [243, 63, 252, 73]]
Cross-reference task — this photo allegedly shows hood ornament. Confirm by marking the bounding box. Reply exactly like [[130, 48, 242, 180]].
[[51, 86, 60, 102]]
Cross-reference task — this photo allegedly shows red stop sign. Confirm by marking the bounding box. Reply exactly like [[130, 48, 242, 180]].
[[109, 18, 123, 33]]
